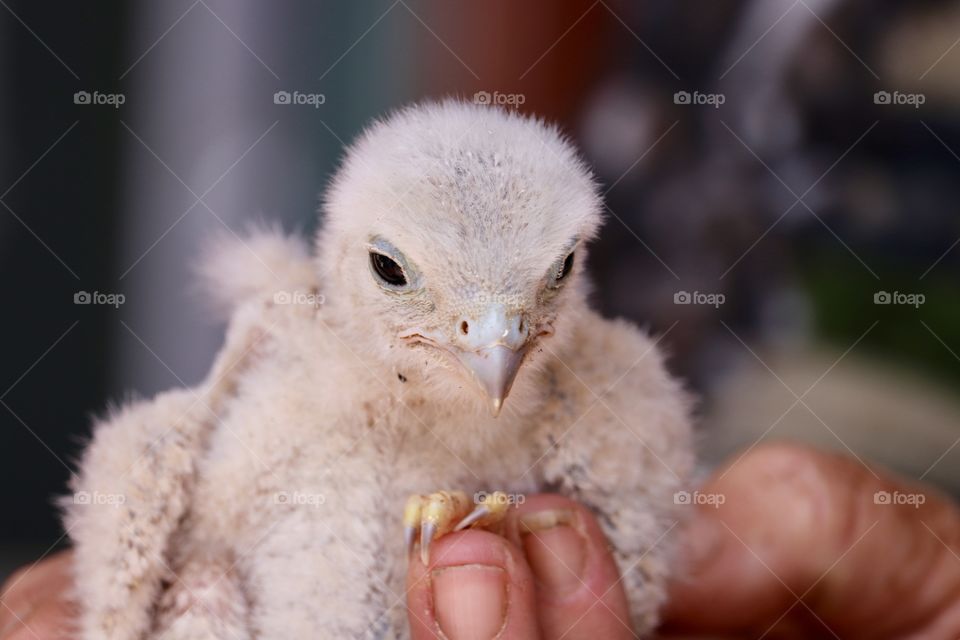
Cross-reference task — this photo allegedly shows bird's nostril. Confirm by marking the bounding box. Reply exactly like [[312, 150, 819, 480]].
[[518, 318, 525, 334], [459, 320, 470, 336]]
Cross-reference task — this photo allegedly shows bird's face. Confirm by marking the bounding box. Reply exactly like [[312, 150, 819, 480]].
[[362, 230, 579, 416], [320, 102, 601, 416]]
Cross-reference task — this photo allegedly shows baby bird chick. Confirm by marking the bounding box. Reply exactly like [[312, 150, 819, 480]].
[[65, 100, 694, 639]]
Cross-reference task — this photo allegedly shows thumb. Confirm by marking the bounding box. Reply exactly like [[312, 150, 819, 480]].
[[662, 442, 960, 638], [406, 494, 634, 640], [406, 529, 540, 640]]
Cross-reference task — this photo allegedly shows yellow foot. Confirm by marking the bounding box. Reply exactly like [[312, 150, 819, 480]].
[[403, 491, 511, 564]]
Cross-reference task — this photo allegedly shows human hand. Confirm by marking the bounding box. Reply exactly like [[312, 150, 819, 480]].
[[0, 551, 77, 639], [409, 443, 960, 639], [661, 442, 960, 638], [406, 493, 634, 639]]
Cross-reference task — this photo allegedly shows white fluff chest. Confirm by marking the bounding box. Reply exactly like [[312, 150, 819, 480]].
[[178, 333, 546, 636]]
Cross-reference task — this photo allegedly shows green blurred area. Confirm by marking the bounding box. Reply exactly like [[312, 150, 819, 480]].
[[801, 248, 960, 390]]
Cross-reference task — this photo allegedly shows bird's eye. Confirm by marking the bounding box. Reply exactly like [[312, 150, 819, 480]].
[[370, 252, 408, 287], [547, 250, 575, 290], [557, 252, 575, 281]]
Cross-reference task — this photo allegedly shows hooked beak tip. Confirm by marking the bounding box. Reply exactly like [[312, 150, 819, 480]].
[[452, 344, 526, 418]]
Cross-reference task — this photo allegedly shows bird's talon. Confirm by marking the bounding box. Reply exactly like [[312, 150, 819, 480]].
[[454, 505, 489, 531], [403, 490, 510, 563], [403, 525, 417, 555], [419, 522, 437, 565]]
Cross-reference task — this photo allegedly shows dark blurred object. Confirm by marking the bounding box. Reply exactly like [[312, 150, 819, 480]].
[[1, 2, 127, 543]]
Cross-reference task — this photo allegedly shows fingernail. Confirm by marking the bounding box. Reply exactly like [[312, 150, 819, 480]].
[[432, 564, 507, 640], [519, 509, 585, 595], [517, 508, 574, 533]]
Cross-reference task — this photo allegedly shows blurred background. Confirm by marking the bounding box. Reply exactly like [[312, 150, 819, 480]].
[[2, 0, 959, 582]]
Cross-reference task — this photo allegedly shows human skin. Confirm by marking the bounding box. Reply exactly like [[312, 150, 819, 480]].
[[2, 442, 959, 639], [661, 442, 960, 638]]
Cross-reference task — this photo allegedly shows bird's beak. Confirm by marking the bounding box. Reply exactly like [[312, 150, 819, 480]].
[[453, 346, 526, 417], [451, 306, 531, 417]]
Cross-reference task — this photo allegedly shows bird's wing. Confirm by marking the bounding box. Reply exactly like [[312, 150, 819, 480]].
[[542, 312, 694, 495], [64, 387, 208, 640], [535, 312, 694, 631], [64, 253, 294, 639], [195, 224, 318, 320]]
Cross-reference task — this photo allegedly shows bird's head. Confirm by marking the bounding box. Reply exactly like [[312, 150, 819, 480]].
[[318, 101, 602, 417]]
